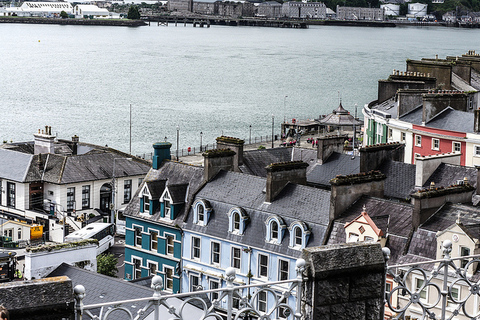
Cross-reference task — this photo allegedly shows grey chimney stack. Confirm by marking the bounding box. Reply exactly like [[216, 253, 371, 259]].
[[265, 161, 308, 203]]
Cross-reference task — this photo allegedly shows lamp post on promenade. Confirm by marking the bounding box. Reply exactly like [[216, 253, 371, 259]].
[[200, 132, 203, 152], [271, 114, 274, 148], [249, 125, 252, 145], [112, 157, 132, 225], [284, 95, 288, 124], [176, 126, 179, 160]]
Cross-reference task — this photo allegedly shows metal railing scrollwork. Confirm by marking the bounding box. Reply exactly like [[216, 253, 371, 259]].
[[383, 241, 480, 320], [74, 259, 305, 320]]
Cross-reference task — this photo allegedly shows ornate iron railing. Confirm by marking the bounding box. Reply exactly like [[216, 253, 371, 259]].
[[74, 259, 305, 320], [383, 241, 480, 320]]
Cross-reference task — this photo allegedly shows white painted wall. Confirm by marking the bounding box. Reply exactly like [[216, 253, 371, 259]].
[[24, 242, 97, 280]]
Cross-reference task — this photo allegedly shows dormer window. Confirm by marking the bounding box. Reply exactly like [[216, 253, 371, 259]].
[[227, 207, 248, 235], [271, 221, 279, 240], [265, 215, 286, 244], [193, 199, 212, 226], [143, 195, 150, 213], [165, 199, 171, 217], [288, 221, 310, 249]]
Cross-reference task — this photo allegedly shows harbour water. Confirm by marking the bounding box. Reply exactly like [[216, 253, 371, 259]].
[[1, 23, 479, 155]]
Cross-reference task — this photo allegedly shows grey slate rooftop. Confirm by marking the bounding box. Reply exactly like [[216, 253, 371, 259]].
[[0, 149, 33, 182], [241, 147, 317, 178], [306, 152, 360, 187], [425, 107, 475, 133], [424, 163, 477, 189], [377, 159, 416, 200], [184, 170, 331, 258]]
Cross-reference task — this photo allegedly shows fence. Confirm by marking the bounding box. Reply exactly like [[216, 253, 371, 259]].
[[135, 135, 281, 160], [384, 240, 480, 320], [74, 259, 305, 320]]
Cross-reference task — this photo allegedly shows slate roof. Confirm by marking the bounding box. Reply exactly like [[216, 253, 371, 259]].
[[307, 152, 360, 187], [168, 184, 189, 204], [47, 263, 202, 320], [0, 149, 33, 182], [425, 107, 474, 133], [423, 163, 477, 189], [124, 161, 204, 226], [370, 97, 397, 117], [377, 159, 416, 200], [183, 170, 331, 258], [241, 147, 317, 178], [327, 196, 413, 265], [1, 139, 150, 185], [399, 105, 423, 124], [421, 203, 480, 233], [145, 180, 167, 200]]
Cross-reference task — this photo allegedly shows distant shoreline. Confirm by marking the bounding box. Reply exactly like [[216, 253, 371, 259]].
[[0, 16, 146, 26]]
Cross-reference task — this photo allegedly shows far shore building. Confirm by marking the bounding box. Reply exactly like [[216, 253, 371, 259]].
[[282, 1, 327, 19], [73, 4, 119, 18], [257, 1, 282, 18], [1, 1, 73, 17], [336, 5, 384, 20]]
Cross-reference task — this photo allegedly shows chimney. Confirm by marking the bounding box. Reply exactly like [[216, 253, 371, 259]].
[[359, 142, 405, 172], [216, 136, 244, 172], [474, 109, 480, 133], [72, 135, 79, 155], [411, 183, 475, 228], [316, 135, 347, 164], [265, 161, 308, 203], [203, 149, 236, 182], [33, 126, 55, 155], [415, 153, 461, 188], [329, 171, 386, 221], [152, 142, 172, 170]]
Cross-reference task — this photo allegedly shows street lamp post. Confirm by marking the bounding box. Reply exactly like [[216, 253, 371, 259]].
[[249, 125, 252, 145], [112, 158, 132, 225], [176, 126, 179, 160], [200, 132, 203, 152], [271, 114, 274, 148], [284, 95, 288, 124]]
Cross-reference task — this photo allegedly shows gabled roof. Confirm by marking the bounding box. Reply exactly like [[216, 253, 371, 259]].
[[436, 222, 478, 244], [307, 152, 360, 187], [184, 170, 331, 258], [144, 180, 167, 200], [344, 209, 384, 237], [165, 183, 189, 204], [0, 149, 33, 182], [425, 107, 474, 133], [124, 161, 204, 225]]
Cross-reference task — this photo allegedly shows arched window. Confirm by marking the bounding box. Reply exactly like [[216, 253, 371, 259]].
[[295, 226, 302, 246], [288, 221, 311, 249], [233, 212, 240, 231], [271, 221, 279, 240], [265, 215, 285, 244], [193, 199, 212, 226], [227, 207, 248, 235]]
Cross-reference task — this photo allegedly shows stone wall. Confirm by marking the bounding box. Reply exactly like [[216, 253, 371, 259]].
[[303, 242, 386, 320], [406, 60, 452, 89]]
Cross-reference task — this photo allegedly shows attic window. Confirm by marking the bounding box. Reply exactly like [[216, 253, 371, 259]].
[[227, 207, 248, 235], [265, 215, 286, 245], [359, 226, 365, 234], [193, 199, 212, 226], [288, 221, 311, 249]]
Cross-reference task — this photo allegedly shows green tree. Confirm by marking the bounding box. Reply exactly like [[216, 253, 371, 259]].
[[60, 10, 69, 18], [127, 6, 141, 19], [97, 253, 118, 277]]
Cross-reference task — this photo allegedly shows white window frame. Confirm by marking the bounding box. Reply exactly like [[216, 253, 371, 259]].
[[447, 284, 460, 308], [415, 135, 422, 147], [190, 274, 201, 292], [231, 246, 241, 269], [150, 230, 158, 251], [133, 257, 142, 280], [134, 226, 143, 247], [165, 233, 174, 256], [147, 260, 158, 276], [414, 277, 428, 302], [278, 258, 289, 281], [475, 145, 480, 157], [192, 236, 201, 260], [432, 138, 440, 151], [401, 132, 406, 142], [258, 253, 269, 278], [164, 266, 174, 292], [460, 246, 471, 269], [209, 279, 220, 301], [211, 241, 220, 265], [388, 128, 393, 140], [453, 141, 461, 153], [257, 290, 267, 312]]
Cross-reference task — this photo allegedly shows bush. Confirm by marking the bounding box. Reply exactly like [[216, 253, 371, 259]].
[[97, 253, 118, 277], [127, 6, 140, 19]]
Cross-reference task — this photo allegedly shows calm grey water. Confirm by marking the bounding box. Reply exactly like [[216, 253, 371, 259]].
[[1, 23, 479, 155]]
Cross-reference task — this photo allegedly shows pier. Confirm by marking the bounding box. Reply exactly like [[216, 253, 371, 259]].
[[143, 16, 308, 28]]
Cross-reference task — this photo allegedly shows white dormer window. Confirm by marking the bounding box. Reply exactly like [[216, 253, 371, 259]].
[[227, 207, 248, 235], [265, 215, 286, 244], [288, 221, 310, 249], [138, 184, 152, 214], [143, 195, 150, 213], [193, 199, 212, 226]]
